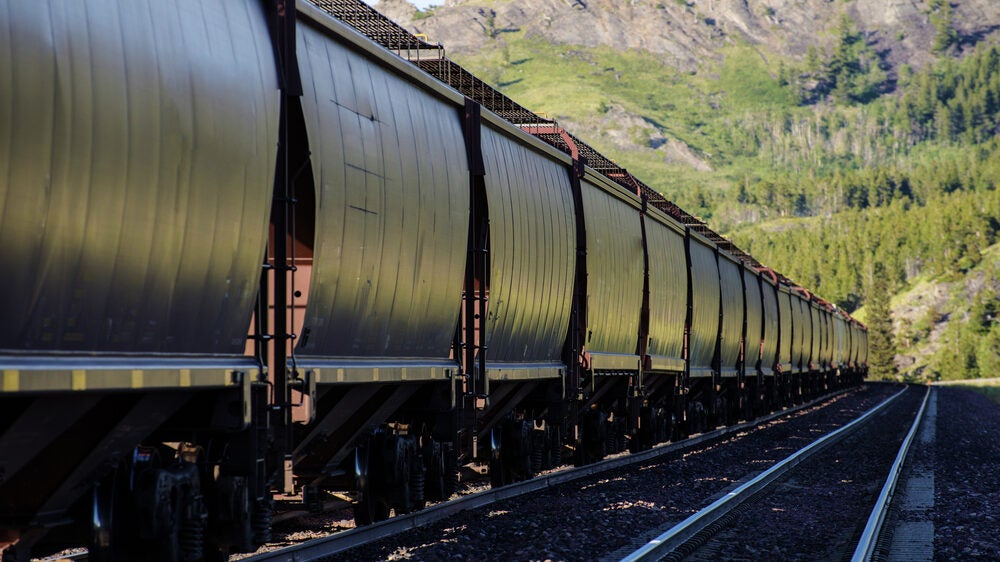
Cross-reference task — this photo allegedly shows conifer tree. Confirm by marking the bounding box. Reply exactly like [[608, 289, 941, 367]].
[[866, 264, 897, 380], [977, 326, 1000, 378], [929, 0, 957, 54]]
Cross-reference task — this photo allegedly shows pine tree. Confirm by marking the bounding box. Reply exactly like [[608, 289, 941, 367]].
[[826, 14, 886, 104], [929, 0, 957, 54], [977, 325, 1000, 378], [866, 264, 897, 380]]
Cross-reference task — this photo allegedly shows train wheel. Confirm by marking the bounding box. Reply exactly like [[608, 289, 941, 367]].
[[666, 408, 674, 443], [389, 436, 412, 516], [512, 420, 535, 481], [489, 427, 509, 487], [409, 445, 426, 512], [353, 441, 389, 526], [632, 405, 654, 452], [686, 402, 699, 434], [608, 419, 618, 454], [250, 492, 274, 545], [657, 408, 671, 444], [442, 442, 460, 498], [423, 439, 446, 502], [580, 407, 607, 463], [88, 469, 124, 562], [573, 437, 584, 467], [673, 398, 687, 440], [607, 417, 625, 454], [531, 424, 548, 473], [353, 489, 390, 526], [550, 425, 563, 467], [650, 408, 662, 445]]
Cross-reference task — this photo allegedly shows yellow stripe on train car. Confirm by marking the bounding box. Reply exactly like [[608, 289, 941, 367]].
[[72, 370, 86, 391], [3, 370, 18, 392]]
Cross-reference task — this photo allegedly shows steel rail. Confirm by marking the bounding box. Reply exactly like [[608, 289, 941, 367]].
[[618, 385, 909, 562], [852, 386, 932, 562], [37, 551, 88, 561], [244, 388, 856, 562]]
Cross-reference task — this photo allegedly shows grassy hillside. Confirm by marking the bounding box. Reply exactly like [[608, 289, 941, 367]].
[[936, 378, 1000, 404], [454, 38, 806, 216]]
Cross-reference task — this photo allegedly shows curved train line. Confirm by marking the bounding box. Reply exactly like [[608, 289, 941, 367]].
[[0, 1, 868, 560]]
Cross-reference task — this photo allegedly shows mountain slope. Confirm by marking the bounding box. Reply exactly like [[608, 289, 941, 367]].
[[378, 0, 1000, 72], [374, 0, 1000, 214], [891, 244, 1000, 380]]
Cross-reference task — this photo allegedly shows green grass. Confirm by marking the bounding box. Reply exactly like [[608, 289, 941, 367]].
[[937, 379, 1000, 404], [450, 38, 809, 213], [715, 45, 799, 110], [454, 38, 801, 148]]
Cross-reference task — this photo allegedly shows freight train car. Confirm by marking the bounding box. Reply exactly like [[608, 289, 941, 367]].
[[0, 1, 868, 560], [0, 1, 281, 559]]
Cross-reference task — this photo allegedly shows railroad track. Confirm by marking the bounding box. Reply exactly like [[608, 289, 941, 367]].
[[35, 551, 87, 562], [32, 386, 913, 562], [862, 386, 938, 562], [617, 385, 930, 562], [241, 387, 874, 562]]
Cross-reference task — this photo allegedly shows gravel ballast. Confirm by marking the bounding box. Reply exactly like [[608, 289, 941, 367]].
[[680, 385, 926, 562], [323, 385, 901, 561], [248, 383, 1000, 561], [933, 386, 1000, 560]]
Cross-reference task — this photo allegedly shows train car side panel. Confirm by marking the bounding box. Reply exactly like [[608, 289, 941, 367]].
[[822, 310, 835, 371], [760, 276, 780, 376], [294, 21, 468, 369], [580, 179, 644, 370], [743, 268, 764, 373], [849, 322, 860, 368], [790, 295, 809, 374], [0, 0, 278, 356], [0, 0, 278, 551], [645, 215, 687, 372], [688, 236, 720, 377], [777, 286, 794, 374], [838, 315, 847, 369], [860, 327, 869, 369], [480, 126, 576, 372], [718, 255, 744, 377], [807, 303, 826, 370]]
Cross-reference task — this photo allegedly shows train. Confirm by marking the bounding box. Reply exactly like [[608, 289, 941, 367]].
[[0, 0, 868, 560]]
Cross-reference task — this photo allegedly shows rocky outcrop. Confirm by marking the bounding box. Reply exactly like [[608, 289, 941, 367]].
[[559, 104, 713, 171], [375, 0, 1000, 72], [366, 0, 999, 179]]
